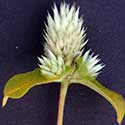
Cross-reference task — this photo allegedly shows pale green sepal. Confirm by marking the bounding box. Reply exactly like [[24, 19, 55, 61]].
[[75, 57, 95, 79]]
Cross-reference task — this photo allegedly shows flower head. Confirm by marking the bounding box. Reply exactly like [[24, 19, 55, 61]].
[[38, 2, 104, 77], [82, 50, 105, 77]]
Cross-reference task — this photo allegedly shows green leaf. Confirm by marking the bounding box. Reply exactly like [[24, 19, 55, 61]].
[[75, 57, 95, 79], [75, 78, 125, 124], [2, 68, 61, 107]]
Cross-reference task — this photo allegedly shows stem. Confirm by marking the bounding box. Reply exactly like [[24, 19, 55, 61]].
[[57, 82, 69, 125]]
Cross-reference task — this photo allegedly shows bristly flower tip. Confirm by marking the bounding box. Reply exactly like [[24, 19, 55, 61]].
[[38, 2, 105, 77], [43, 2, 86, 63], [82, 49, 105, 77]]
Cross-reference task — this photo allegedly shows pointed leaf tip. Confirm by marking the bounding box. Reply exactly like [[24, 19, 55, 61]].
[[2, 96, 8, 107]]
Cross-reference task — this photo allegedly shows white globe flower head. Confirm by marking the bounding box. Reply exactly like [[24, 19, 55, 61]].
[[38, 2, 105, 77]]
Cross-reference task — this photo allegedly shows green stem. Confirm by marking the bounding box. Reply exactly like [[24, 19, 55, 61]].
[[57, 82, 69, 125]]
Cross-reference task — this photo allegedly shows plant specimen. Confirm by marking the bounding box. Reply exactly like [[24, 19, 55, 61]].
[[2, 2, 125, 125]]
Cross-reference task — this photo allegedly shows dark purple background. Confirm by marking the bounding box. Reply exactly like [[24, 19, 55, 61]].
[[0, 0, 125, 125]]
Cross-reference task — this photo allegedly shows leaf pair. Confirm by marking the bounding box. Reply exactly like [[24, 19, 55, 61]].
[[2, 61, 125, 124]]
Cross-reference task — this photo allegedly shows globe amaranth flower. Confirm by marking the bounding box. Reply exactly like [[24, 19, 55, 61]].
[[38, 2, 105, 77], [2, 2, 125, 125]]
